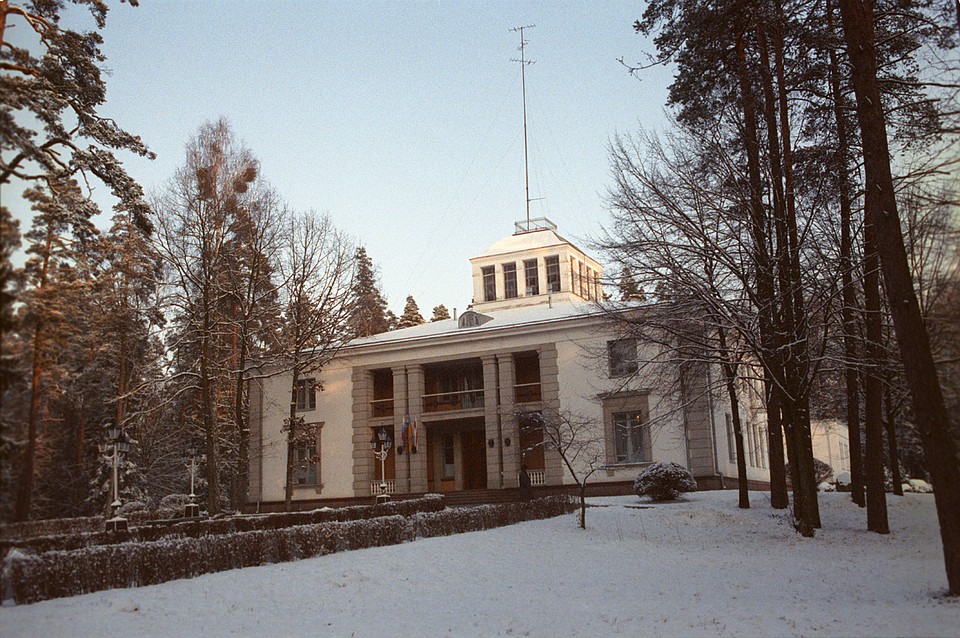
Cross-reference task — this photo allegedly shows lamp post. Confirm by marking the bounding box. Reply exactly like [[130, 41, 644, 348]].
[[184, 444, 202, 518], [370, 426, 393, 504], [100, 422, 130, 532]]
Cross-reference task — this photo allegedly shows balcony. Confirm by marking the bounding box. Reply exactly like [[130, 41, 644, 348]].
[[370, 480, 395, 495], [423, 388, 485, 413], [514, 382, 542, 403], [370, 398, 394, 418]]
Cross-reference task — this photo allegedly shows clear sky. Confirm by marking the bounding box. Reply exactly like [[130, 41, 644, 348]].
[[6, 0, 674, 317]]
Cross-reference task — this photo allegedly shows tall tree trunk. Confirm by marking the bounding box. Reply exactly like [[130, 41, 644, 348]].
[[284, 362, 300, 512], [200, 332, 220, 515], [735, 33, 789, 511], [839, 0, 960, 593], [884, 381, 904, 496], [827, 0, 866, 506], [767, 383, 789, 509], [14, 227, 53, 521], [863, 217, 889, 533], [757, 28, 817, 534], [718, 326, 750, 508]]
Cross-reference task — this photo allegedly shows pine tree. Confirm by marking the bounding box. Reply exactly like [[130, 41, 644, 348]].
[[430, 304, 451, 322], [397, 295, 425, 328], [348, 247, 390, 338], [1, 0, 154, 233], [617, 266, 645, 302]]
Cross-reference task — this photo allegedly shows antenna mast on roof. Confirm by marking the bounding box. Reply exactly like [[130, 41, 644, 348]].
[[510, 24, 536, 228]]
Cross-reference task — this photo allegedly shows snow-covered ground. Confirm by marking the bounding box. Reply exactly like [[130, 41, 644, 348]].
[[4, 491, 958, 637]]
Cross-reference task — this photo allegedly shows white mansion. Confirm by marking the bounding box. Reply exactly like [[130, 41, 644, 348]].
[[246, 219, 777, 510]]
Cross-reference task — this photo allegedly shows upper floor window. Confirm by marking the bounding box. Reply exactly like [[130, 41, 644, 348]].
[[503, 262, 518, 299], [294, 425, 322, 486], [545, 255, 561, 293], [371, 368, 394, 418], [524, 259, 539, 296], [608, 339, 638, 377], [295, 378, 316, 411], [482, 266, 496, 302]]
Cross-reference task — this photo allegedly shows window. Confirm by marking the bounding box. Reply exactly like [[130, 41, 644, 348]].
[[503, 262, 518, 298], [295, 378, 316, 411], [545, 255, 561, 293], [442, 435, 455, 479], [524, 259, 539, 296], [482, 266, 496, 302], [293, 426, 322, 486], [602, 392, 651, 465], [571, 259, 580, 296], [613, 411, 650, 464], [371, 369, 393, 418], [725, 413, 737, 463], [608, 339, 638, 377]]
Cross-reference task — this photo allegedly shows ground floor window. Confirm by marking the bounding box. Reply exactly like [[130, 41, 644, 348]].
[[613, 411, 650, 463], [293, 423, 322, 486], [602, 392, 651, 465]]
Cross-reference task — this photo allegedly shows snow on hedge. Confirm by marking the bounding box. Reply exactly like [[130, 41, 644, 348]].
[[2, 496, 575, 605]]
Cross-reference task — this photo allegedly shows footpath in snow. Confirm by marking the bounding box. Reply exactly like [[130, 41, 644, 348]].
[[3, 490, 958, 637]]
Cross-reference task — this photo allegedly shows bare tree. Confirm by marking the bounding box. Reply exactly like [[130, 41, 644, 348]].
[[274, 210, 355, 511], [521, 409, 605, 529], [153, 119, 260, 514]]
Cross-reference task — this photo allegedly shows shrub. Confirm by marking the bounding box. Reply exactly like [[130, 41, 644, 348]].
[[634, 462, 697, 501], [157, 494, 194, 519], [784, 458, 834, 486]]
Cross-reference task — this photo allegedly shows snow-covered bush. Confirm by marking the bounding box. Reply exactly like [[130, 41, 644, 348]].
[[818, 481, 836, 492], [785, 458, 834, 485], [906, 479, 933, 493], [118, 500, 152, 516], [634, 462, 697, 501], [2, 495, 577, 604], [157, 494, 193, 519]]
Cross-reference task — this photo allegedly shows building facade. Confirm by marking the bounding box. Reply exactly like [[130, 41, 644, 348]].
[[247, 219, 768, 509]]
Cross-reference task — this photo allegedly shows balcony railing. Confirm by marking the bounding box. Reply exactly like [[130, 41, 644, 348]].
[[523, 469, 545, 486], [423, 388, 485, 413], [370, 480, 395, 495], [514, 382, 542, 403], [370, 398, 394, 418]]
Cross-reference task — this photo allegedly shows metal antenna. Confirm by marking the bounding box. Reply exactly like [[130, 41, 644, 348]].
[[510, 24, 535, 228]]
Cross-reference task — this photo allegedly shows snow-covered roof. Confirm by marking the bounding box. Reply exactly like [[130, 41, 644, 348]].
[[347, 299, 605, 350], [471, 228, 583, 260]]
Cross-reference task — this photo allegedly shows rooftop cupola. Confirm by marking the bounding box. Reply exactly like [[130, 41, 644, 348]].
[[468, 219, 603, 311]]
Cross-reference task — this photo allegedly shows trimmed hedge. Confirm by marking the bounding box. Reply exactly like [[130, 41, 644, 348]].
[[2, 495, 575, 605], [0, 495, 447, 557]]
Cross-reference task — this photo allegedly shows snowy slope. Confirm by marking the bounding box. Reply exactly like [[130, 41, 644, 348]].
[[3, 491, 958, 637]]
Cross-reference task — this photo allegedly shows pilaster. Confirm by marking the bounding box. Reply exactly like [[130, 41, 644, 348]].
[[405, 365, 428, 493]]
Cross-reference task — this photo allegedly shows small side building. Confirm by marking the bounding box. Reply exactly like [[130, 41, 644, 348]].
[[247, 219, 770, 510]]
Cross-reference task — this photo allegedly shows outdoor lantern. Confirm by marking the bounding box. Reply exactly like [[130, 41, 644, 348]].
[[107, 423, 122, 442], [116, 431, 131, 454], [378, 426, 392, 446], [370, 432, 378, 450]]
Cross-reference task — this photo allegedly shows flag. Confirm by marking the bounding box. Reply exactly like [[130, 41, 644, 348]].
[[401, 415, 411, 451], [411, 419, 418, 453]]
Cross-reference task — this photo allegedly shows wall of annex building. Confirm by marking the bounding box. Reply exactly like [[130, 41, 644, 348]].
[[251, 360, 357, 504], [551, 330, 690, 487], [707, 362, 774, 486]]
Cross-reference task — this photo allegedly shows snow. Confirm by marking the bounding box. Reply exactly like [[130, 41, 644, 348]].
[[3, 491, 957, 637]]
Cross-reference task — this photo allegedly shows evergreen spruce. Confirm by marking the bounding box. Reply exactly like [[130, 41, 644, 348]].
[[348, 247, 390, 338], [397, 295, 425, 328], [430, 304, 451, 322]]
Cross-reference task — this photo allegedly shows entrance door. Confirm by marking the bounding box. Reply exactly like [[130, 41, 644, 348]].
[[461, 429, 487, 490]]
